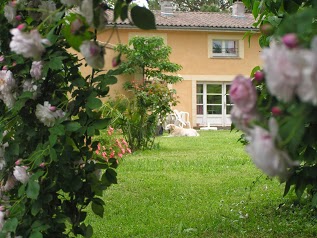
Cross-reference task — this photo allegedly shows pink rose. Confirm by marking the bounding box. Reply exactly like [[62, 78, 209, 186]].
[[230, 105, 258, 133], [230, 75, 257, 113], [246, 118, 298, 180]]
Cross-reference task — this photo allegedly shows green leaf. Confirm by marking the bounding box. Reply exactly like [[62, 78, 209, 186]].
[[31, 220, 50, 232], [46, 25, 59, 44], [2, 218, 18, 232], [252, 1, 260, 19], [120, 4, 128, 21], [62, 14, 92, 51], [65, 122, 82, 132], [267, 15, 282, 28], [283, 0, 300, 14], [250, 66, 261, 77], [12, 97, 29, 113], [9, 203, 25, 220], [312, 193, 317, 207], [19, 91, 34, 99], [31, 200, 42, 216], [92, 118, 111, 130], [131, 6, 156, 30], [71, 77, 87, 87], [86, 96, 102, 110], [91, 200, 104, 218], [85, 225, 93, 238], [49, 134, 57, 146], [92, 74, 117, 85], [114, 0, 124, 21], [30, 231, 43, 238], [50, 148, 57, 161], [18, 184, 26, 197], [27, 179, 40, 200], [48, 56, 65, 70], [295, 180, 306, 199], [105, 168, 118, 184], [49, 124, 65, 136]]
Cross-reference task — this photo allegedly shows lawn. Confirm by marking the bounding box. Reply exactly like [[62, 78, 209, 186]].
[[86, 130, 317, 238]]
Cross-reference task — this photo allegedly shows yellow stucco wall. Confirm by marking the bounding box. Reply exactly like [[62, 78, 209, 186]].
[[95, 27, 262, 126]]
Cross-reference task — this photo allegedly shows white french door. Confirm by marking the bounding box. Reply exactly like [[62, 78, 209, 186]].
[[196, 82, 232, 127]]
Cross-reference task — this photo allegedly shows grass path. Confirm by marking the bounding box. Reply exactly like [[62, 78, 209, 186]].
[[87, 131, 317, 238]]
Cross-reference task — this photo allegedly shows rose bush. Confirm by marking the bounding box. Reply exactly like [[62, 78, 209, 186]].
[[232, 0, 317, 203], [0, 0, 156, 237]]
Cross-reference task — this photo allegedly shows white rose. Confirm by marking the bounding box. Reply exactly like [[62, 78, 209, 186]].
[[79, 41, 104, 69], [13, 166, 29, 184], [0, 70, 16, 108], [35, 101, 57, 127], [30, 61, 43, 80], [262, 42, 303, 102], [4, 3, 16, 24], [10, 28, 49, 59]]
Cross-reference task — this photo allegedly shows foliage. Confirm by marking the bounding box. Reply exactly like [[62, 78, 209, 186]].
[[148, 0, 233, 12], [0, 0, 155, 237], [115, 36, 182, 83], [108, 36, 181, 150], [101, 80, 179, 151], [231, 0, 317, 205]]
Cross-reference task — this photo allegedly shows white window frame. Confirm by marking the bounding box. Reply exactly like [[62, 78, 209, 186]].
[[212, 39, 239, 57], [208, 34, 244, 59]]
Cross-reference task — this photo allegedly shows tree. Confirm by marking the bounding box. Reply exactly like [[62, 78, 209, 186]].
[[115, 36, 182, 84], [107, 36, 182, 150], [148, 0, 234, 12]]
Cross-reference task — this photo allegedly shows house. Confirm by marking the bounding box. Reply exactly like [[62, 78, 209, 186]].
[[93, 1, 262, 128]]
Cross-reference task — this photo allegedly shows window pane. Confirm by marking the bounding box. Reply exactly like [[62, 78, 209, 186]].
[[197, 95, 203, 104], [226, 105, 233, 114], [207, 84, 222, 94], [207, 105, 222, 114], [196, 84, 203, 93], [225, 40, 238, 54], [207, 95, 222, 104], [213, 40, 222, 53], [226, 95, 232, 104], [226, 84, 231, 94], [197, 105, 203, 115]]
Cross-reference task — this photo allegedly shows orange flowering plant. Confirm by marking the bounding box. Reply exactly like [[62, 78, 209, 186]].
[[94, 126, 132, 163]]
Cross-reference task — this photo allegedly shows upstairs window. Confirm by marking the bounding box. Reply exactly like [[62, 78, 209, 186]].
[[212, 40, 238, 57]]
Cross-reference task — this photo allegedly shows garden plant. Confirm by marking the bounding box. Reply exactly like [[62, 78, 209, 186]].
[[0, 0, 156, 237], [101, 36, 182, 150], [231, 0, 317, 205]]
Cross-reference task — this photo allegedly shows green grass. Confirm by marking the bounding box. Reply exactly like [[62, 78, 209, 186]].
[[86, 130, 317, 238]]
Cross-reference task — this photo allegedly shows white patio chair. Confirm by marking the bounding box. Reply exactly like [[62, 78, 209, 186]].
[[173, 110, 191, 128]]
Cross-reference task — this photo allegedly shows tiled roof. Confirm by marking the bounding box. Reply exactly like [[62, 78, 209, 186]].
[[111, 10, 257, 31]]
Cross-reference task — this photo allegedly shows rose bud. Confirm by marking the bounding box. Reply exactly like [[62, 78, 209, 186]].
[[112, 54, 121, 67], [282, 33, 299, 49], [271, 106, 282, 116], [49, 106, 57, 112], [254, 71, 264, 82]]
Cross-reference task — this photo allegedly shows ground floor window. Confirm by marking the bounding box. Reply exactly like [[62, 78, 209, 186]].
[[196, 82, 232, 127]]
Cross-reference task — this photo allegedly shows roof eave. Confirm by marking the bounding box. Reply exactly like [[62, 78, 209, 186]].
[[106, 24, 259, 32]]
